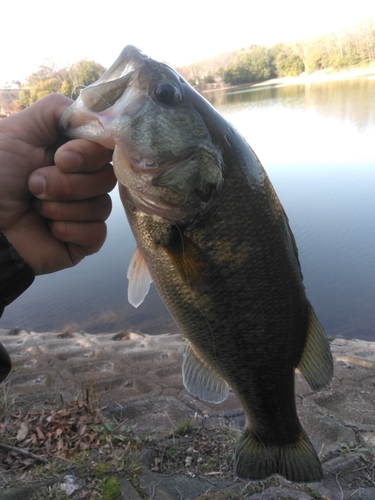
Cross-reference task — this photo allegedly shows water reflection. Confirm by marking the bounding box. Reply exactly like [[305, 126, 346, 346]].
[[205, 78, 375, 132]]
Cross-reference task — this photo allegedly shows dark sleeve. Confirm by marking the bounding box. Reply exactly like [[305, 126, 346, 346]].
[[0, 232, 35, 381]]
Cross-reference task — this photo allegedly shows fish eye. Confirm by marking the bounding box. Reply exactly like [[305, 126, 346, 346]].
[[154, 82, 181, 106]]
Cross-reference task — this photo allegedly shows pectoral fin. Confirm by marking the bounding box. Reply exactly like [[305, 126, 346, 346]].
[[163, 232, 218, 288], [297, 304, 333, 392], [182, 341, 230, 404], [127, 247, 152, 307]]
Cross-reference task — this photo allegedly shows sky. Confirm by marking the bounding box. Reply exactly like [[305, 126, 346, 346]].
[[1, 0, 375, 84]]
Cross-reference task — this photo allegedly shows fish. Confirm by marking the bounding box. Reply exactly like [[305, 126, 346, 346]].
[[59, 45, 333, 482]]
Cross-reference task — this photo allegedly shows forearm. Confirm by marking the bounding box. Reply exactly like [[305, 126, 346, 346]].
[[0, 232, 34, 381], [0, 232, 35, 315]]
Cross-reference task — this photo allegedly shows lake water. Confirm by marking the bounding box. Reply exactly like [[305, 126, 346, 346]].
[[1, 77, 374, 340]]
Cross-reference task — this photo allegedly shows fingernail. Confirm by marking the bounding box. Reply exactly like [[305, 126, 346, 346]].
[[28, 173, 46, 195], [57, 151, 83, 170]]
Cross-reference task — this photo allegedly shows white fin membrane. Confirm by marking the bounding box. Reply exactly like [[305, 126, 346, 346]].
[[127, 247, 152, 307], [182, 341, 230, 404]]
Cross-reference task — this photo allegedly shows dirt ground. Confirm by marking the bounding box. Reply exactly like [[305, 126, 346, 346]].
[[0, 329, 374, 499]]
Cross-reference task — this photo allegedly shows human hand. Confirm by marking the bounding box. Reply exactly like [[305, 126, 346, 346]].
[[0, 93, 116, 275]]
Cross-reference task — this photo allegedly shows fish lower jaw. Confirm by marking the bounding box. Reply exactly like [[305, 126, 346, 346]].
[[60, 110, 116, 149]]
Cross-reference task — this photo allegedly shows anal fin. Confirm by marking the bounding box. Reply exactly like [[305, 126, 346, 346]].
[[182, 341, 229, 404], [297, 303, 333, 392]]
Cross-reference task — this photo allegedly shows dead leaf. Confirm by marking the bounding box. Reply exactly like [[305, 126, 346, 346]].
[[21, 458, 34, 467], [16, 422, 29, 442], [77, 424, 87, 437], [57, 437, 64, 451], [36, 426, 45, 440]]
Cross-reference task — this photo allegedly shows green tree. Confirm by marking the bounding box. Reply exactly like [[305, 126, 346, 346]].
[[29, 78, 61, 102], [203, 74, 215, 84], [19, 59, 105, 108], [276, 52, 304, 76], [68, 60, 105, 89], [223, 66, 249, 85], [224, 46, 274, 84], [249, 46, 275, 80], [60, 80, 74, 98], [18, 88, 31, 109]]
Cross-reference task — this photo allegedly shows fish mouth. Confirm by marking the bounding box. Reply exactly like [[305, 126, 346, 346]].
[[78, 46, 146, 112], [59, 46, 147, 138]]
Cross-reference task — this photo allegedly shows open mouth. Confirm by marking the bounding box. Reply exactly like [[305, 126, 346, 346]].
[[93, 46, 145, 85], [78, 47, 146, 113]]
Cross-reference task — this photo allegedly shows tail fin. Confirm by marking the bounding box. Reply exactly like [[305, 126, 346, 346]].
[[234, 428, 323, 483]]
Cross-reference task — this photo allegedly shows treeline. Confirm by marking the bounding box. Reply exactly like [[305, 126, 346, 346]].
[[18, 59, 105, 108], [178, 18, 375, 85], [2, 18, 375, 114]]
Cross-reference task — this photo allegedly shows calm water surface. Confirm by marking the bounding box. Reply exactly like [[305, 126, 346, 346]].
[[1, 78, 374, 340]]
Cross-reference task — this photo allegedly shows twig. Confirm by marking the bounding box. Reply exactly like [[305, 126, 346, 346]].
[[334, 472, 344, 500], [240, 481, 253, 494], [173, 486, 184, 500], [149, 475, 175, 500], [202, 476, 216, 485], [113, 418, 129, 431], [0, 442, 49, 464], [348, 489, 360, 498]]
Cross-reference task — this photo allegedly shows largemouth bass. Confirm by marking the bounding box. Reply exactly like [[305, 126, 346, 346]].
[[59, 46, 333, 482]]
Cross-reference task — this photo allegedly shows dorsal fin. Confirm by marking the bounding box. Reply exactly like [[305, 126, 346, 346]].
[[182, 341, 230, 404], [127, 247, 152, 307], [297, 304, 333, 392]]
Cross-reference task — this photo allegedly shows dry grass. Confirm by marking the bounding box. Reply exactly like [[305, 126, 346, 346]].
[[0, 390, 374, 499], [0, 387, 145, 499]]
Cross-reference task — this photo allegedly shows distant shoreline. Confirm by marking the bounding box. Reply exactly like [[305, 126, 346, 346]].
[[199, 65, 375, 94]]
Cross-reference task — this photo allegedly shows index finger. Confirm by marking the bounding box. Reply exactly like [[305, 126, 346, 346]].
[[55, 138, 113, 173]]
